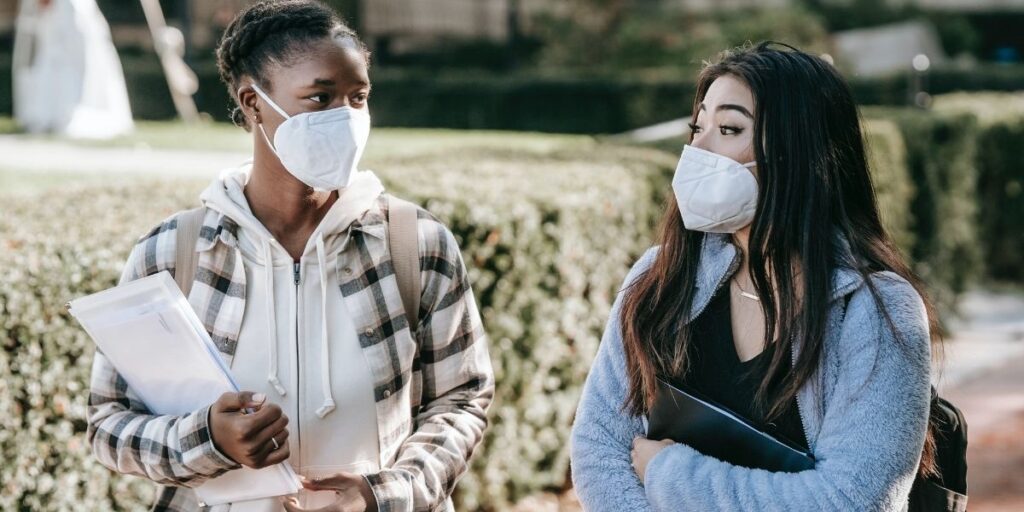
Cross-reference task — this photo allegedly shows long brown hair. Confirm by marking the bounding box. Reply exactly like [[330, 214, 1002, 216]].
[[619, 42, 943, 478]]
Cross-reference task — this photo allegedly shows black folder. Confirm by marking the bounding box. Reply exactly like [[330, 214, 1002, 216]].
[[648, 378, 815, 473]]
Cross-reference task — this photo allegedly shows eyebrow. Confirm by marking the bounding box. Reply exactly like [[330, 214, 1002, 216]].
[[699, 102, 754, 119], [306, 78, 371, 88]]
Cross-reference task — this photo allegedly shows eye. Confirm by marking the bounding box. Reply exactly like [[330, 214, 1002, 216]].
[[352, 91, 370, 105], [688, 122, 703, 134], [720, 125, 743, 135], [307, 93, 329, 105]]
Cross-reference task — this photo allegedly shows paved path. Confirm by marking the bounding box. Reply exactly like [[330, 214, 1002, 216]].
[[940, 289, 1024, 511], [0, 134, 246, 176]]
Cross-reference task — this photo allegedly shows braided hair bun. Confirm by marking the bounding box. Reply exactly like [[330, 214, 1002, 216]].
[[215, 0, 369, 128]]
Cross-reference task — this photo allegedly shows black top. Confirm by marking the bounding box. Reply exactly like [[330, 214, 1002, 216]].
[[672, 287, 809, 452]]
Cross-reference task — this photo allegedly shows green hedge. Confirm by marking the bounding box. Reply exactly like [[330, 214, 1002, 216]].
[[847, 65, 1024, 106], [863, 118, 915, 255], [932, 93, 1024, 282], [3, 50, 1023, 134], [0, 138, 676, 511], [864, 106, 982, 312], [0, 53, 11, 117]]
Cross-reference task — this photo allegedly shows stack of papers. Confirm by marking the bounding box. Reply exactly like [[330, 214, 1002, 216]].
[[69, 271, 301, 506]]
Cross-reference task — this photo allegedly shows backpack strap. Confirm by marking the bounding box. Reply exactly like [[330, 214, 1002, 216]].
[[387, 195, 422, 333], [173, 207, 205, 297]]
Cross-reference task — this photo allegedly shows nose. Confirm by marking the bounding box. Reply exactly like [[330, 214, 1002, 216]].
[[690, 129, 710, 151]]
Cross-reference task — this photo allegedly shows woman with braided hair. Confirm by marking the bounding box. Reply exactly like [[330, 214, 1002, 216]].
[[86, 1, 494, 511]]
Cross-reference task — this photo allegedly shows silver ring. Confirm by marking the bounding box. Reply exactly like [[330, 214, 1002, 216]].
[[271, 437, 280, 450]]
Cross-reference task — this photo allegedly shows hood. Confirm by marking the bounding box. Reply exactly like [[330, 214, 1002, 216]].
[[200, 162, 385, 264]]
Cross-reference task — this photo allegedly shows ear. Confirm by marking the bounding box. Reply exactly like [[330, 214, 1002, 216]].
[[237, 83, 260, 125]]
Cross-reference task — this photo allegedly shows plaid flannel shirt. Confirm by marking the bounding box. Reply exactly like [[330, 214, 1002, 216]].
[[86, 194, 494, 512]]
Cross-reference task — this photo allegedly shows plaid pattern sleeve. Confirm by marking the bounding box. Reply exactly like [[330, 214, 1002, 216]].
[[366, 212, 495, 512], [86, 215, 241, 490]]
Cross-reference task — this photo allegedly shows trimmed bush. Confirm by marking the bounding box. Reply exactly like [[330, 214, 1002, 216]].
[[4, 48, 1023, 134], [863, 118, 915, 255], [0, 53, 11, 117], [933, 92, 1024, 282], [863, 106, 982, 312], [0, 138, 676, 511]]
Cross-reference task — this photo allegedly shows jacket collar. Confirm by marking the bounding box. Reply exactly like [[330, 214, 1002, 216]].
[[687, 232, 864, 322], [195, 195, 388, 253]]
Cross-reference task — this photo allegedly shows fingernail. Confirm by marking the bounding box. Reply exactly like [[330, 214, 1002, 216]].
[[253, 393, 266, 403]]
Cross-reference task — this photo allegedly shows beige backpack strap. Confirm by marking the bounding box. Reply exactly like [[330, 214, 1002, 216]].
[[387, 195, 421, 332], [173, 207, 205, 297]]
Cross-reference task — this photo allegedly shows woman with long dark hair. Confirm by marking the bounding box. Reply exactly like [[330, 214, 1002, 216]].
[[570, 42, 939, 511]]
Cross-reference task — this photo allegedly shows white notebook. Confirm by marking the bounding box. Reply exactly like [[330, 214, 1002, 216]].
[[68, 271, 301, 506]]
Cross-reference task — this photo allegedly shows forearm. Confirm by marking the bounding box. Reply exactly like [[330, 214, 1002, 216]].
[[87, 353, 238, 487], [368, 383, 492, 512]]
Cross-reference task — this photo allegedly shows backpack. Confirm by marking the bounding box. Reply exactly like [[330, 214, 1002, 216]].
[[172, 194, 422, 330], [908, 389, 969, 512]]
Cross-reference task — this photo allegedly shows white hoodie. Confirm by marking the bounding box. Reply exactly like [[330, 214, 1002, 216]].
[[200, 164, 385, 511]]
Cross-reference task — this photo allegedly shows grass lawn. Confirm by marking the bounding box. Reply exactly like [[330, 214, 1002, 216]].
[[0, 116, 605, 195], [0, 116, 595, 154]]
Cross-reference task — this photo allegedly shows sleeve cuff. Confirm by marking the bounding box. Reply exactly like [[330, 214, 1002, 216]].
[[643, 443, 684, 507], [178, 404, 241, 477], [365, 469, 413, 512]]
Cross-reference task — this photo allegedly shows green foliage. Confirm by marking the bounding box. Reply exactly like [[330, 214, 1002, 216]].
[[863, 106, 982, 311], [530, 4, 830, 73], [0, 137, 675, 511], [3, 49, 1024, 134], [1, 183, 197, 511], [933, 93, 1024, 282], [0, 52, 11, 118], [863, 118, 915, 255]]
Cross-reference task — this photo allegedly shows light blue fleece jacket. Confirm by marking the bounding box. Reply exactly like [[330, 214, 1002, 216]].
[[570, 233, 932, 511]]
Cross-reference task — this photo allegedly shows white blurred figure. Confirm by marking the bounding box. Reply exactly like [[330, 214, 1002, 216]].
[[13, 0, 134, 139]]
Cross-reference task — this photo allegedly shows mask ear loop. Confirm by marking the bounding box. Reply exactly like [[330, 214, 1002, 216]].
[[250, 83, 290, 156], [250, 83, 291, 119]]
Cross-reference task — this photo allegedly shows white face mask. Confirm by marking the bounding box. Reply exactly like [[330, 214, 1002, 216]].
[[672, 144, 759, 233], [251, 83, 371, 190]]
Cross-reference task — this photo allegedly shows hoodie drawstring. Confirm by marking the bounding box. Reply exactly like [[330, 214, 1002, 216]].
[[264, 239, 288, 396], [314, 233, 336, 418]]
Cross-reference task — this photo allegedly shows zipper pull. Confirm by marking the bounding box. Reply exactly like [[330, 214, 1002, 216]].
[[293, 262, 301, 285]]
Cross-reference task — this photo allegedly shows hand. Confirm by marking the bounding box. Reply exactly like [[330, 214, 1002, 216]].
[[632, 436, 675, 484], [281, 472, 378, 512], [209, 391, 290, 469]]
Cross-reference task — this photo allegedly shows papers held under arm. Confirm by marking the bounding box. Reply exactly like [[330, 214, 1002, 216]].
[[68, 271, 301, 506]]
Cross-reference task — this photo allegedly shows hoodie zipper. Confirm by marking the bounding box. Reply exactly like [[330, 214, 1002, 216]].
[[293, 261, 303, 472]]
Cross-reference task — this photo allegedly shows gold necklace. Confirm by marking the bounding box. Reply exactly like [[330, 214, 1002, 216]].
[[732, 278, 760, 301]]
